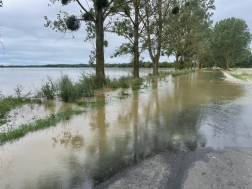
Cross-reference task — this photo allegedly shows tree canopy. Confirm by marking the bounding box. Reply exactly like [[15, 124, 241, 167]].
[[211, 17, 252, 70]]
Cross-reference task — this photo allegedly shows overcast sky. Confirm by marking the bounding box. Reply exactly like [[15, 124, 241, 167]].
[[0, 0, 251, 65]]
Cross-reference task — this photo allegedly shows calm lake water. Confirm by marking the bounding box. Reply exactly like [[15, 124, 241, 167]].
[[0, 68, 174, 95], [0, 70, 252, 189]]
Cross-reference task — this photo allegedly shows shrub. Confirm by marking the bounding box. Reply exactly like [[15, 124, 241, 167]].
[[41, 76, 58, 100], [58, 74, 82, 102]]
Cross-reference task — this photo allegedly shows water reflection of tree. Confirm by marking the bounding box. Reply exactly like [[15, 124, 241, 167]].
[[22, 73, 210, 188], [52, 131, 84, 149]]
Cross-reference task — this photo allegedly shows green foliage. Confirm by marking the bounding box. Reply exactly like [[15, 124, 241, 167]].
[[131, 78, 143, 86], [118, 90, 130, 99], [236, 55, 252, 68], [41, 76, 57, 100], [211, 17, 252, 70], [171, 69, 199, 76], [0, 108, 84, 145], [58, 74, 79, 102], [163, 0, 215, 70], [107, 76, 131, 89], [132, 86, 140, 90], [119, 76, 130, 88], [79, 73, 98, 97], [0, 119, 9, 126], [230, 73, 244, 81], [0, 97, 42, 121], [41, 73, 103, 102], [58, 73, 99, 102]]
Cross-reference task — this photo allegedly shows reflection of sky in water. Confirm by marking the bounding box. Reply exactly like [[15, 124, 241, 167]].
[[0, 71, 252, 189]]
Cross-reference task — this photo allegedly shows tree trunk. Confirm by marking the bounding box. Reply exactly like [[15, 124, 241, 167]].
[[153, 59, 159, 76], [198, 58, 201, 69], [175, 54, 178, 71], [152, 0, 162, 76], [226, 61, 230, 71], [224, 54, 230, 70], [95, 9, 105, 83], [133, 2, 139, 78]]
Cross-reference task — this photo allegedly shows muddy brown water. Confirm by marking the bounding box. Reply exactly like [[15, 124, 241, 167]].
[[1, 70, 252, 189]]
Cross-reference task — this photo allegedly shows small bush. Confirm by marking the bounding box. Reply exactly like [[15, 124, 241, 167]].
[[58, 74, 82, 102], [132, 86, 140, 90], [79, 73, 97, 97], [131, 78, 143, 86], [41, 76, 58, 100], [119, 76, 130, 88]]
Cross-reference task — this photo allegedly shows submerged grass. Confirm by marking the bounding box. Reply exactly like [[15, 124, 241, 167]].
[[40, 69, 200, 102], [0, 97, 42, 120], [0, 108, 84, 145], [117, 90, 130, 99], [77, 100, 107, 108], [171, 69, 198, 76]]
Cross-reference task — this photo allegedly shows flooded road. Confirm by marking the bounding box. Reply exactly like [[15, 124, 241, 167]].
[[1, 70, 252, 189]]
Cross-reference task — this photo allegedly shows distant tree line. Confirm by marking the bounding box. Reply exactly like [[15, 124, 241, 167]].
[[0, 62, 174, 68]]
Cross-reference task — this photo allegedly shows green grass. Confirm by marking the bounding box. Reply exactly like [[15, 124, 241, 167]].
[[230, 73, 245, 80], [77, 100, 107, 108], [117, 90, 130, 99], [171, 69, 199, 77], [132, 86, 141, 90], [107, 76, 132, 89], [0, 108, 84, 145], [0, 97, 42, 120], [0, 119, 9, 126]]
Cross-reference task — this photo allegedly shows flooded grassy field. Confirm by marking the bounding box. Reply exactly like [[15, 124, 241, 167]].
[[1, 70, 252, 189]]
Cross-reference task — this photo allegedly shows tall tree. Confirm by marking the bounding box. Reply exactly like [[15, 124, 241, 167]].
[[141, 0, 174, 75], [163, 0, 215, 71], [211, 17, 252, 70], [45, 0, 130, 83], [108, 0, 144, 78]]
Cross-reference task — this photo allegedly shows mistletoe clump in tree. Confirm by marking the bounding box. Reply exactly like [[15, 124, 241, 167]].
[[44, 0, 130, 83]]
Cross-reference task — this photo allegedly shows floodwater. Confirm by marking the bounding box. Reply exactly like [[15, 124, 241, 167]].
[[1, 70, 252, 189], [0, 67, 174, 96]]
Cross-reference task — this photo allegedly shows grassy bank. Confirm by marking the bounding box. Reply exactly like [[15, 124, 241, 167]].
[[40, 70, 200, 103], [0, 108, 84, 145], [229, 69, 252, 85], [230, 73, 245, 80]]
